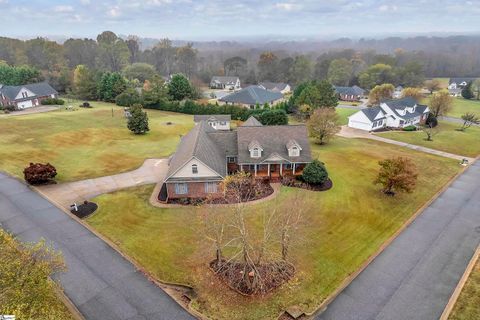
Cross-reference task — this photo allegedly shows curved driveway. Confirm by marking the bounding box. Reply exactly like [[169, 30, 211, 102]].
[[0, 172, 194, 320], [316, 160, 480, 320]]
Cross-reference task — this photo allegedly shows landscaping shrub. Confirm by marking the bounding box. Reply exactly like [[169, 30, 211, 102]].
[[257, 109, 288, 125], [41, 98, 65, 105], [425, 113, 438, 128], [80, 101, 92, 108], [115, 90, 141, 107], [127, 104, 150, 134], [403, 125, 417, 131], [23, 163, 57, 185], [1, 105, 17, 112], [301, 160, 329, 185]]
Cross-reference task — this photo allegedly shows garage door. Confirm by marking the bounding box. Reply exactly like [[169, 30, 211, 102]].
[[17, 100, 33, 109]]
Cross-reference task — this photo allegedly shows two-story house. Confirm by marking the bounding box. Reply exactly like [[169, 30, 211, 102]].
[[348, 97, 429, 131], [210, 76, 241, 90], [0, 82, 58, 109], [161, 116, 312, 202]]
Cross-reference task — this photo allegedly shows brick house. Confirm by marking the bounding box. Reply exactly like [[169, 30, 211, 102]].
[[0, 82, 58, 109], [161, 116, 312, 202], [334, 85, 366, 101]]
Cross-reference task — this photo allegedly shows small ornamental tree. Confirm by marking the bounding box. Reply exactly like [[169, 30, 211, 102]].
[[401, 87, 423, 102], [429, 89, 453, 117], [424, 79, 441, 94], [374, 157, 418, 196], [301, 160, 329, 185], [23, 163, 57, 185], [460, 112, 480, 131], [421, 123, 439, 141], [127, 104, 150, 134], [307, 108, 341, 145]]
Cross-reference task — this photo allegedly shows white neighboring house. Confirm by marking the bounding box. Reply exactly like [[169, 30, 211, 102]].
[[193, 114, 231, 130], [210, 76, 241, 90], [448, 78, 477, 90], [393, 86, 403, 99], [449, 88, 462, 97], [258, 82, 291, 95], [348, 97, 430, 131]]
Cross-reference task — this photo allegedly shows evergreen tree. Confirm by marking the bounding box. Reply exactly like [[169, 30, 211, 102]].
[[167, 74, 193, 101], [461, 82, 474, 99], [127, 104, 150, 134]]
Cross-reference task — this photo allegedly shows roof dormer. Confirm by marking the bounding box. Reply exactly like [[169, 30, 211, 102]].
[[248, 140, 263, 158], [286, 139, 302, 157]]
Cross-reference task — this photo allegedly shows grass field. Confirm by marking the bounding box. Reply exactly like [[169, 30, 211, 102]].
[[448, 98, 480, 118], [0, 102, 193, 182], [87, 137, 460, 320], [449, 259, 480, 320], [336, 108, 357, 125], [377, 121, 480, 157]]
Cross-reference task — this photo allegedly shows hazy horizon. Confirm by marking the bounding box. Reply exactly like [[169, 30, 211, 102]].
[[1, 0, 479, 41]]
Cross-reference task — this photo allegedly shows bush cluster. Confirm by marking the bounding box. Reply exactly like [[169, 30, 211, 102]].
[[23, 163, 57, 185], [0, 105, 17, 112], [41, 98, 65, 105], [402, 125, 417, 131]]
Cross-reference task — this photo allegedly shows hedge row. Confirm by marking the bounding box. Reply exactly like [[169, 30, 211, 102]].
[[41, 98, 65, 105]]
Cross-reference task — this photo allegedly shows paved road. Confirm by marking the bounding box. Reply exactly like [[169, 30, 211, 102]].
[[439, 115, 479, 126], [0, 172, 194, 320], [316, 160, 480, 320], [337, 126, 475, 162], [38, 159, 169, 208]]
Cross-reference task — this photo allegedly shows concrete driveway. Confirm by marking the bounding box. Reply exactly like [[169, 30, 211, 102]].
[[316, 160, 480, 320], [38, 159, 168, 208], [0, 172, 194, 320], [0, 106, 59, 117]]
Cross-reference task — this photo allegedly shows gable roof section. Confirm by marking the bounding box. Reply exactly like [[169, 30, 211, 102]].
[[0, 82, 57, 100], [361, 107, 385, 122], [381, 97, 417, 110], [259, 82, 289, 92], [236, 125, 312, 164], [449, 77, 477, 85], [352, 85, 365, 95], [193, 114, 231, 122], [166, 121, 227, 180], [219, 86, 283, 105], [242, 116, 263, 127], [211, 76, 239, 85]]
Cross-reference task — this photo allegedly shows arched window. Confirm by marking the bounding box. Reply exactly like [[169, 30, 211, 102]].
[[252, 148, 259, 157], [192, 164, 198, 174]]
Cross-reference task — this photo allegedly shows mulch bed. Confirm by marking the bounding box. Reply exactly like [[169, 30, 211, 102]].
[[281, 177, 333, 191], [70, 201, 98, 219], [210, 259, 295, 296]]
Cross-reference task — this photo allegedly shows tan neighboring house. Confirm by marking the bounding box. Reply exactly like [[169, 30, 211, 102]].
[[193, 114, 231, 130], [160, 117, 312, 202], [259, 82, 291, 94]]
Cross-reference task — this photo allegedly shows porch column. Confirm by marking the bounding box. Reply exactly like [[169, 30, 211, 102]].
[[293, 163, 296, 175], [267, 164, 271, 177], [240, 164, 243, 172], [280, 163, 283, 176], [254, 164, 257, 176]]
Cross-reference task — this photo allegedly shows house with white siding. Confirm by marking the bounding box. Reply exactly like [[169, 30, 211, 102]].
[[0, 82, 58, 109]]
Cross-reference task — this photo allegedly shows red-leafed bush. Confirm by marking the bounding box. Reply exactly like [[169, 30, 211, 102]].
[[23, 163, 57, 185]]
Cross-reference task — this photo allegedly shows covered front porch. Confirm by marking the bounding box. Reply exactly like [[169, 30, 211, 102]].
[[239, 162, 306, 180]]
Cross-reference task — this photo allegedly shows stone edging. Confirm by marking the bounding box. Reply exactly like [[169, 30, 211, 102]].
[[303, 159, 475, 319], [439, 245, 480, 320], [31, 183, 202, 319]]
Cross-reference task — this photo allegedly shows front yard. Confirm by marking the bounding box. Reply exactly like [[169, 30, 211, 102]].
[[449, 258, 480, 320], [86, 137, 461, 320], [448, 98, 480, 119], [377, 121, 480, 158], [0, 101, 193, 182]]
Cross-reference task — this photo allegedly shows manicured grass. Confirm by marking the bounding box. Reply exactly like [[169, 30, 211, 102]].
[[432, 77, 449, 89], [377, 121, 480, 157], [448, 98, 480, 119], [87, 137, 460, 320], [336, 108, 358, 125], [449, 259, 480, 320], [0, 101, 193, 182]]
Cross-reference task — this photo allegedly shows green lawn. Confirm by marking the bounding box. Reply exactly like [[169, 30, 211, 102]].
[[377, 121, 480, 157], [448, 98, 480, 119], [432, 77, 449, 89], [449, 259, 480, 320], [0, 101, 193, 182], [87, 137, 460, 320], [336, 108, 357, 125]]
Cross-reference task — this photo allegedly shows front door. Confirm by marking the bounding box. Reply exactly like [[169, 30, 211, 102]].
[[270, 164, 277, 177]]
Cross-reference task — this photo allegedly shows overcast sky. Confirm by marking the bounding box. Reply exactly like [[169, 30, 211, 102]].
[[1, 0, 479, 40]]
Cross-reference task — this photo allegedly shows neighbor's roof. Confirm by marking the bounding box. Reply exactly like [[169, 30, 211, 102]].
[[352, 85, 366, 95], [259, 82, 289, 92], [241, 116, 263, 127], [211, 76, 239, 84], [0, 82, 57, 100], [193, 114, 231, 122], [335, 86, 361, 96], [219, 86, 283, 105], [236, 125, 312, 164], [449, 77, 478, 84], [166, 121, 227, 179], [360, 107, 386, 122]]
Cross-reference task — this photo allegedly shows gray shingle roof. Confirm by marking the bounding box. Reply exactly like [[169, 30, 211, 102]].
[[166, 121, 227, 179], [381, 97, 429, 120], [335, 86, 359, 96], [259, 82, 289, 92], [193, 114, 231, 122], [352, 85, 366, 95], [0, 82, 57, 101], [236, 125, 312, 164], [242, 116, 263, 127], [211, 76, 239, 85], [361, 107, 385, 122], [449, 77, 477, 85], [219, 86, 283, 105]]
